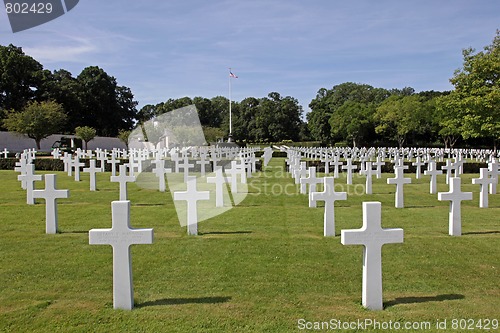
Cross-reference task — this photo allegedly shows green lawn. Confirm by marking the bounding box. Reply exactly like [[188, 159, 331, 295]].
[[0, 158, 498, 332]]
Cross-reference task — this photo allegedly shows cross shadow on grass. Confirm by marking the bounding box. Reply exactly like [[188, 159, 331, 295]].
[[136, 296, 232, 308], [199, 231, 252, 235], [384, 294, 464, 308], [462, 231, 500, 235]]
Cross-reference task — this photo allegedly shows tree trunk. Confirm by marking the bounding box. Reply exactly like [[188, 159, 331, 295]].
[[450, 136, 459, 149], [443, 136, 449, 149], [35, 139, 41, 150], [398, 136, 405, 149]]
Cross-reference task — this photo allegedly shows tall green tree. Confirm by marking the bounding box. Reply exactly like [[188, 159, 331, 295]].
[[39, 69, 83, 133], [329, 101, 376, 147], [75, 126, 97, 150], [308, 83, 390, 144], [374, 95, 426, 147], [434, 94, 463, 148], [0, 44, 44, 115], [446, 30, 500, 149], [77, 66, 137, 136], [3, 100, 67, 149]]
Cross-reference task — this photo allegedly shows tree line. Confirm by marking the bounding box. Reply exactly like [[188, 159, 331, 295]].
[[1, 30, 498, 148], [308, 31, 499, 149]]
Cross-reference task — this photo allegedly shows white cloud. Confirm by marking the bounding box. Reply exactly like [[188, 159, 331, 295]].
[[23, 36, 96, 63]]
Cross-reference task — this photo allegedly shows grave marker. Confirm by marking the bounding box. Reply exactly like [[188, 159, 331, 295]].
[[311, 177, 347, 236], [110, 165, 136, 201], [472, 168, 493, 208], [488, 160, 499, 195], [341, 202, 404, 311], [360, 162, 375, 194], [72, 156, 85, 182], [342, 158, 358, 185], [438, 177, 473, 236], [412, 156, 425, 180], [89, 201, 153, 310], [173, 176, 210, 235], [424, 160, 442, 194], [83, 159, 101, 191], [32, 174, 69, 234], [152, 159, 172, 192], [17, 164, 42, 205], [207, 168, 226, 208], [387, 167, 411, 208]]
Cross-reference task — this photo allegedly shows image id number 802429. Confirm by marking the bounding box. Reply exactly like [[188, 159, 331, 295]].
[[5, 2, 53, 14]]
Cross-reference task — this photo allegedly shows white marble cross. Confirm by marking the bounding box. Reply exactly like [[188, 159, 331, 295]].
[[438, 177, 473, 236], [152, 159, 172, 192], [210, 153, 221, 171], [236, 158, 248, 184], [424, 160, 442, 194], [89, 200, 153, 310], [60, 153, 71, 174], [488, 160, 499, 195], [96, 151, 108, 171], [331, 155, 343, 178], [2, 148, 9, 158], [472, 168, 493, 208], [294, 162, 307, 184], [372, 156, 385, 179], [387, 167, 411, 208], [173, 176, 210, 235], [51, 148, 61, 160], [263, 147, 273, 166], [18, 164, 42, 205], [360, 162, 375, 194], [33, 174, 69, 234], [207, 168, 226, 208], [311, 177, 347, 236], [341, 202, 404, 311], [178, 157, 194, 182], [342, 158, 358, 185], [196, 155, 210, 177], [224, 160, 244, 193], [72, 156, 85, 182], [110, 165, 136, 201], [107, 153, 120, 177], [299, 166, 318, 194], [83, 159, 102, 191], [14, 157, 28, 189], [441, 159, 455, 185], [412, 156, 425, 179], [321, 154, 332, 174], [454, 155, 465, 176], [301, 167, 323, 208]]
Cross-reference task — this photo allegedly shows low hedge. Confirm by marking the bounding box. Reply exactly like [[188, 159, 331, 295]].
[[284, 160, 488, 174], [1, 157, 263, 172]]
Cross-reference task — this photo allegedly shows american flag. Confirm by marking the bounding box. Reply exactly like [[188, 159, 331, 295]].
[[229, 70, 238, 78]]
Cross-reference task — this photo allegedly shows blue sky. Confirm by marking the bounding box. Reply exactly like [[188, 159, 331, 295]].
[[1, 0, 499, 115]]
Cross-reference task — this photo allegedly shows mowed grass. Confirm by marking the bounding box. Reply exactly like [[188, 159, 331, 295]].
[[0, 158, 498, 332]]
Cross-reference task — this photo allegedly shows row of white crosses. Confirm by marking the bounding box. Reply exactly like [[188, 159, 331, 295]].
[[15, 154, 70, 235], [291, 147, 499, 238], [294, 157, 404, 310], [15, 147, 261, 311]]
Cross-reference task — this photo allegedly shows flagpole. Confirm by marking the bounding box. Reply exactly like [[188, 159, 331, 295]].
[[228, 68, 232, 142]]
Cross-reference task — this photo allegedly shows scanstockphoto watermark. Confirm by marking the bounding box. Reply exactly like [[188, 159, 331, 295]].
[[3, 0, 79, 33], [248, 179, 366, 197], [297, 318, 499, 331]]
